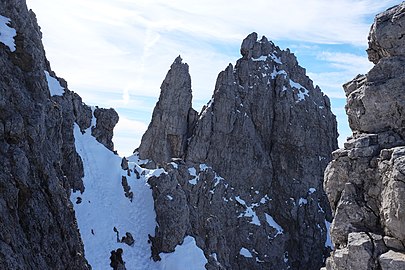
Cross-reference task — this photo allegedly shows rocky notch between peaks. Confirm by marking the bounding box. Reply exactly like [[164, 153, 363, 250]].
[[138, 33, 338, 269], [0, 1, 118, 269], [324, 3, 405, 270]]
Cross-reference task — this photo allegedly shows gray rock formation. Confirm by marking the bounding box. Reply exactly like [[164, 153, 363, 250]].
[[324, 3, 405, 269], [138, 56, 197, 165], [91, 107, 119, 151], [0, 0, 118, 268], [140, 33, 338, 269]]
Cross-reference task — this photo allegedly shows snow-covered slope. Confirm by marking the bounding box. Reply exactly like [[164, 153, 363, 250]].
[[71, 121, 207, 269]]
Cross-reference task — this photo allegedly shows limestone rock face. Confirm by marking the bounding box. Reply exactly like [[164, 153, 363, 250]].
[[91, 107, 119, 151], [325, 3, 405, 269], [138, 56, 197, 165], [367, 3, 405, 64], [139, 33, 338, 269], [0, 1, 118, 268]]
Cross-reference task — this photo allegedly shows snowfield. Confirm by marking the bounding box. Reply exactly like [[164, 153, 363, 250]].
[[71, 122, 207, 269]]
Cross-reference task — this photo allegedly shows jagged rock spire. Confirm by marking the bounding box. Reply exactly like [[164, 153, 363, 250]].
[[138, 56, 197, 164]]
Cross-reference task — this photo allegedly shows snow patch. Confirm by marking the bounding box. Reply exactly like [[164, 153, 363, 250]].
[[170, 162, 178, 169], [289, 79, 309, 102], [265, 213, 283, 235], [0, 15, 16, 52], [166, 195, 173, 201], [236, 196, 261, 226], [235, 196, 246, 206], [199, 164, 209, 171], [252, 55, 267, 61], [159, 236, 207, 270], [325, 220, 334, 249], [260, 194, 271, 204], [188, 167, 197, 177], [308, 188, 316, 194], [298, 197, 308, 206], [72, 124, 207, 269], [188, 167, 198, 185], [45, 71, 65, 96], [240, 248, 253, 258], [317, 202, 325, 213], [145, 168, 166, 178], [252, 53, 282, 64], [240, 206, 260, 226], [270, 53, 282, 64], [270, 67, 287, 79]]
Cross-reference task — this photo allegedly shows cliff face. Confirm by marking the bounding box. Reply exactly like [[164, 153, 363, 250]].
[[324, 3, 405, 270], [138, 56, 197, 164], [0, 1, 117, 269], [140, 33, 338, 269]]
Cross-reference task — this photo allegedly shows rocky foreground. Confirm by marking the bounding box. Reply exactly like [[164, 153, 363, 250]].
[[324, 3, 405, 269], [0, 1, 117, 269]]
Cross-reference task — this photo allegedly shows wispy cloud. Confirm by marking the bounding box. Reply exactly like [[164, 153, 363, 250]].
[[26, 0, 398, 153], [308, 51, 373, 98]]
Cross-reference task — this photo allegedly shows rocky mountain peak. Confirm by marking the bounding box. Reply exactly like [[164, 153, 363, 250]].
[[324, 3, 405, 269], [138, 55, 197, 165], [240, 32, 275, 59], [140, 33, 338, 269]]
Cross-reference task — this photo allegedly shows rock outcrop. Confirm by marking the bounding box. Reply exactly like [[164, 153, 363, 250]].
[[324, 3, 405, 270], [0, 1, 118, 269], [138, 56, 197, 165], [91, 107, 119, 151], [140, 33, 338, 269]]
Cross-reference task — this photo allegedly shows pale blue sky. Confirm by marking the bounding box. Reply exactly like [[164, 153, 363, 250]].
[[27, 0, 400, 156]]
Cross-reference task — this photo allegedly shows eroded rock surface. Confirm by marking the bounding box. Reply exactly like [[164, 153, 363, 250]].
[[325, 3, 405, 269], [140, 33, 338, 269], [0, 1, 118, 269], [91, 107, 119, 151], [138, 56, 197, 165]]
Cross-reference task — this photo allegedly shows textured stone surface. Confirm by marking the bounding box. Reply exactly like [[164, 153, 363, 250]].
[[325, 3, 405, 269], [368, 2, 405, 64], [140, 33, 338, 269], [379, 250, 405, 270], [138, 56, 196, 165], [91, 107, 119, 151], [0, 1, 117, 269]]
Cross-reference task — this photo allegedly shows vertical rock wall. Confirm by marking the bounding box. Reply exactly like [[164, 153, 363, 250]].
[[0, 1, 118, 268], [324, 3, 405, 270]]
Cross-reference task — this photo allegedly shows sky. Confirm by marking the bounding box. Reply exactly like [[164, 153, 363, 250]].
[[26, 0, 400, 157]]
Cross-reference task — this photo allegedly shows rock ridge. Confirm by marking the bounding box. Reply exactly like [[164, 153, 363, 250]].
[[324, 3, 405, 270], [0, 1, 119, 269], [139, 32, 338, 269]]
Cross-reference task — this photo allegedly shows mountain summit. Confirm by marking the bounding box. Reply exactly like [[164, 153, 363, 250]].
[[139, 32, 338, 269]]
